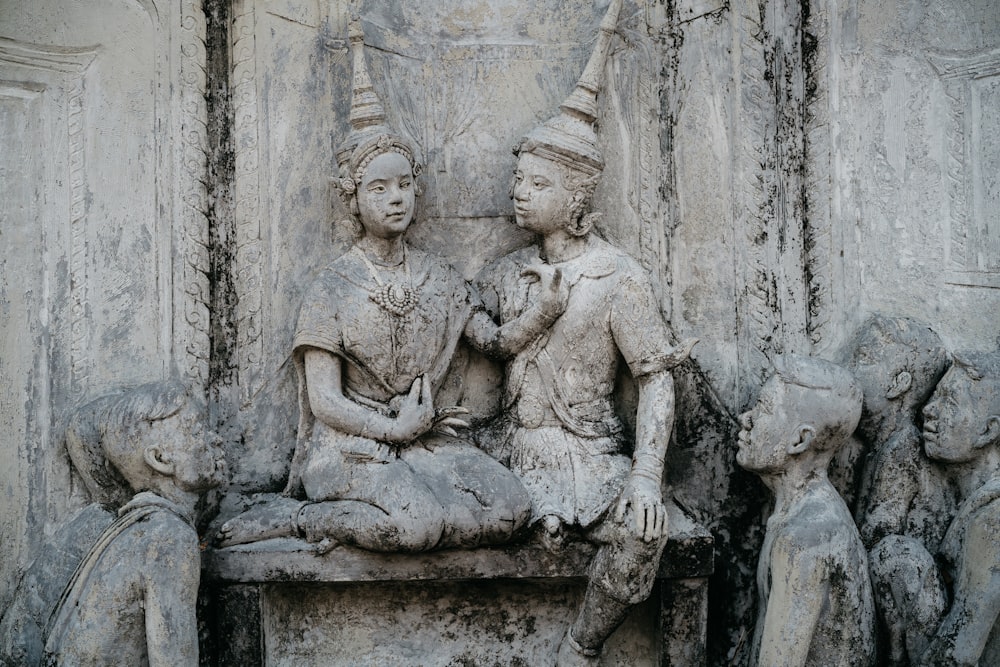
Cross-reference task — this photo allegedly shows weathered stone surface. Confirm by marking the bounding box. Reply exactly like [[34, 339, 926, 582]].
[[209, 499, 712, 583], [872, 352, 1000, 666], [3, 0, 1000, 665], [738, 356, 875, 666], [205, 499, 711, 666], [0, 0, 210, 619], [0, 383, 225, 666]]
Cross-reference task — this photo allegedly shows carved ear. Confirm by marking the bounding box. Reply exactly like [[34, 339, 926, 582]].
[[143, 446, 175, 476], [569, 211, 599, 238], [787, 425, 815, 455], [886, 371, 912, 400], [974, 415, 1000, 449]]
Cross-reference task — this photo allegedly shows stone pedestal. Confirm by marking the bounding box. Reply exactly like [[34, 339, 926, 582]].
[[203, 502, 712, 666]]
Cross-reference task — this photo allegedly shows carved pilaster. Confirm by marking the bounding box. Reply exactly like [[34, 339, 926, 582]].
[[179, 0, 211, 388], [929, 47, 1000, 289], [231, 0, 265, 406]]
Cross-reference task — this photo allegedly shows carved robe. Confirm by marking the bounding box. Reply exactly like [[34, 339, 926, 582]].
[[477, 235, 675, 527], [285, 245, 530, 550]]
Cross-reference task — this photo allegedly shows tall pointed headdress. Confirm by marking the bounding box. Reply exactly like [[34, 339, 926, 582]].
[[517, 0, 623, 176], [335, 19, 419, 185]]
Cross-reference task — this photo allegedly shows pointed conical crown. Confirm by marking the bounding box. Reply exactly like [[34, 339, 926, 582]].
[[517, 0, 623, 176], [346, 18, 386, 133], [335, 18, 417, 180]]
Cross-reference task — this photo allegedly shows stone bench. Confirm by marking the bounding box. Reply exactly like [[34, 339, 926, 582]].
[[202, 501, 713, 666]]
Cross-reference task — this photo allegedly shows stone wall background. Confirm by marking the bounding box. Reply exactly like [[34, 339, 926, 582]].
[[1, 0, 997, 664]]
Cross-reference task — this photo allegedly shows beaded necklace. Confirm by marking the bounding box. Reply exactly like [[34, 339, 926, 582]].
[[354, 244, 419, 317]]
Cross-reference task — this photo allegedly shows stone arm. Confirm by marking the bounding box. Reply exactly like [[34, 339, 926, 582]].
[[464, 266, 567, 359], [756, 535, 828, 667], [304, 349, 437, 444], [143, 525, 200, 667], [615, 369, 674, 542], [918, 510, 1000, 666]]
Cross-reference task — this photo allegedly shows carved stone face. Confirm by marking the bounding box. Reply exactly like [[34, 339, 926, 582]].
[[737, 375, 796, 473], [923, 367, 985, 463], [848, 334, 893, 431], [511, 152, 574, 235], [355, 151, 415, 239], [149, 405, 226, 491]]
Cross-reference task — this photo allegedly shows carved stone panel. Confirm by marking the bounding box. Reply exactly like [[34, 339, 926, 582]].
[[226, 0, 670, 488], [929, 47, 1000, 289], [825, 0, 1000, 352], [0, 0, 208, 606]]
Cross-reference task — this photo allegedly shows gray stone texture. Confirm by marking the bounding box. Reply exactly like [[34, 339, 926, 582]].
[[2, 0, 999, 665]]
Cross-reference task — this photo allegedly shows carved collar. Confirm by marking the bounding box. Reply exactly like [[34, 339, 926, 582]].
[[119, 491, 196, 526], [532, 236, 618, 286]]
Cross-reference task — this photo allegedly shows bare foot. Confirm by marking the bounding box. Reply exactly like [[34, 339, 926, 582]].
[[556, 629, 601, 667], [217, 497, 304, 547]]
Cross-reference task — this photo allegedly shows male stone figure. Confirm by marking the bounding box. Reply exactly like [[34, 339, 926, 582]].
[[476, 1, 693, 662], [737, 356, 875, 667], [878, 351, 1000, 666], [41, 382, 226, 666], [848, 315, 953, 549], [845, 315, 953, 664]]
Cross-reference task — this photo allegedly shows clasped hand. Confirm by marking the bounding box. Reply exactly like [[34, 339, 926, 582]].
[[388, 376, 469, 444]]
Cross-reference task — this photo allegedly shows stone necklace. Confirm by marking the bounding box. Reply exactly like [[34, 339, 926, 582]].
[[354, 244, 419, 317]]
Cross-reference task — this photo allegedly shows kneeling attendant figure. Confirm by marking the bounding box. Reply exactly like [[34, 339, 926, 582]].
[[44, 382, 226, 667]]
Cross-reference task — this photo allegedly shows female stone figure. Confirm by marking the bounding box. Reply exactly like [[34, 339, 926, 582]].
[[220, 20, 563, 553]]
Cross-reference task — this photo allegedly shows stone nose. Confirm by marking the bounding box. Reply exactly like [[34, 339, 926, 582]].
[[513, 180, 529, 202], [739, 412, 752, 430], [387, 183, 404, 205]]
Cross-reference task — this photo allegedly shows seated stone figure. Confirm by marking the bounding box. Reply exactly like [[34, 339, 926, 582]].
[[219, 21, 563, 553], [475, 2, 694, 662], [845, 315, 953, 664], [737, 355, 875, 667], [880, 351, 1000, 666], [40, 381, 226, 667]]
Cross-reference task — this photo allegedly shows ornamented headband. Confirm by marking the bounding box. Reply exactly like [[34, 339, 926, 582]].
[[335, 19, 420, 186]]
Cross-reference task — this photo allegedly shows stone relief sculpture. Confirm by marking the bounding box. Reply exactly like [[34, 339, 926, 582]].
[[848, 315, 954, 550], [1, 382, 225, 667], [844, 315, 954, 664], [737, 355, 875, 667], [471, 1, 695, 662], [218, 20, 571, 553], [871, 351, 1000, 667]]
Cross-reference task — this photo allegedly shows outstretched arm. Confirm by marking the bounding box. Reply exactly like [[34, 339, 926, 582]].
[[465, 265, 567, 359]]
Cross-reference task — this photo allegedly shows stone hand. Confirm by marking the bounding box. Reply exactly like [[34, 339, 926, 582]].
[[432, 406, 471, 437], [521, 264, 568, 319], [615, 474, 667, 542], [389, 376, 435, 443]]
